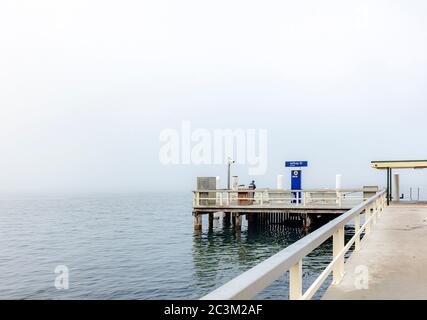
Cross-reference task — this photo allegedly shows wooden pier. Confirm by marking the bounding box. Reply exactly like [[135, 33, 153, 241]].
[[192, 188, 375, 230]]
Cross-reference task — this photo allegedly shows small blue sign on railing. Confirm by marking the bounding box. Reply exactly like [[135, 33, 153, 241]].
[[285, 161, 308, 168]]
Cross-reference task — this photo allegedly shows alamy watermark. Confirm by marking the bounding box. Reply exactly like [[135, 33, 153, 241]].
[[353, 265, 369, 290], [54, 265, 69, 290], [159, 121, 268, 175]]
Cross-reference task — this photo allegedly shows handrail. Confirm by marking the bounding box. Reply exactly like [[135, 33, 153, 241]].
[[201, 190, 386, 300], [193, 188, 366, 193], [193, 188, 370, 207]]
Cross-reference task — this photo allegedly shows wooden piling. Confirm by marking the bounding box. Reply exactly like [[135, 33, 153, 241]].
[[208, 213, 214, 229], [194, 213, 202, 230], [247, 213, 254, 226], [303, 214, 312, 229], [233, 213, 242, 228], [223, 212, 231, 225]]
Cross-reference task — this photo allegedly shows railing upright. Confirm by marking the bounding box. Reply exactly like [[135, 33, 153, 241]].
[[354, 213, 361, 251], [332, 226, 345, 284], [289, 260, 303, 300], [365, 205, 371, 234]]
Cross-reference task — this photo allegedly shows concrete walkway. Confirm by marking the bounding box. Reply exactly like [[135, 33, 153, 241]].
[[323, 204, 427, 300]]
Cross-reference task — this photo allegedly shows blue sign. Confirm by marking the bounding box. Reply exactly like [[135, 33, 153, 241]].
[[291, 170, 302, 203], [285, 161, 308, 168], [291, 170, 302, 189]]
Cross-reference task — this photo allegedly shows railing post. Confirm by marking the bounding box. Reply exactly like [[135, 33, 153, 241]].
[[303, 192, 307, 207], [383, 194, 386, 211], [332, 226, 345, 284], [227, 192, 230, 206], [365, 205, 371, 234], [260, 192, 264, 205], [196, 192, 200, 206], [377, 198, 381, 215], [373, 201, 377, 225], [289, 260, 302, 300], [219, 192, 223, 206], [354, 213, 361, 251]]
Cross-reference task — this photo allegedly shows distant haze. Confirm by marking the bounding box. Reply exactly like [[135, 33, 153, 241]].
[[1, 1, 427, 195]]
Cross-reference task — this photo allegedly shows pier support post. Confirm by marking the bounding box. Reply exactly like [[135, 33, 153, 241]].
[[234, 213, 242, 228], [332, 226, 345, 284], [247, 213, 255, 227], [223, 212, 231, 225], [208, 213, 214, 229], [303, 214, 312, 229], [194, 213, 202, 231]]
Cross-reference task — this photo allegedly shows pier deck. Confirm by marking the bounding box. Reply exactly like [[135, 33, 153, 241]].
[[193, 203, 354, 214], [323, 203, 427, 299], [192, 188, 372, 229]]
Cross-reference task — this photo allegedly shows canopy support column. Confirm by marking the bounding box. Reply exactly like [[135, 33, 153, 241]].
[[386, 168, 393, 205]]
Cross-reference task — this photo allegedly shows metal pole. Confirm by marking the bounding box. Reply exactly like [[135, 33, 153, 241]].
[[336, 174, 342, 205], [387, 168, 390, 206], [227, 162, 231, 190], [389, 168, 393, 203], [277, 175, 284, 189], [393, 173, 400, 202]]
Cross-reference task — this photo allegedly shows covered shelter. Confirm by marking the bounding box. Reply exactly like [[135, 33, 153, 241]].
[[371, 160, 427, 205]]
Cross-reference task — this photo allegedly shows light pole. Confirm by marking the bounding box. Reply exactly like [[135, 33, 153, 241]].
[[227, 157, 235, 190]]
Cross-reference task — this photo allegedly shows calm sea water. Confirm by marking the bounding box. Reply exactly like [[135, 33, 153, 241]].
[[0, 192, 355, 300]]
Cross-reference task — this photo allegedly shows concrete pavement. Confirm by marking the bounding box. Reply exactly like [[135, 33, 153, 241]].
[[323, 204, 427, 300]]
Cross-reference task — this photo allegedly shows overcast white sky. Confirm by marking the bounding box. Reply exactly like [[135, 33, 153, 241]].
[[1, 0, 427, 194]]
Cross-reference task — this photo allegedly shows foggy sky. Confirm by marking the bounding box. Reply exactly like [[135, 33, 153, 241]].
[[1, 0, 427, 194]]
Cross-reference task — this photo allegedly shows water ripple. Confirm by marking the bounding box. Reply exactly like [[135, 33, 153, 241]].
[[0, 193, 355, 299]]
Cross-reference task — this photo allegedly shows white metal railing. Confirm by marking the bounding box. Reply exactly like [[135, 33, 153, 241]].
[[201, 190, 387, 300], [193, 188, 369, 208]]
